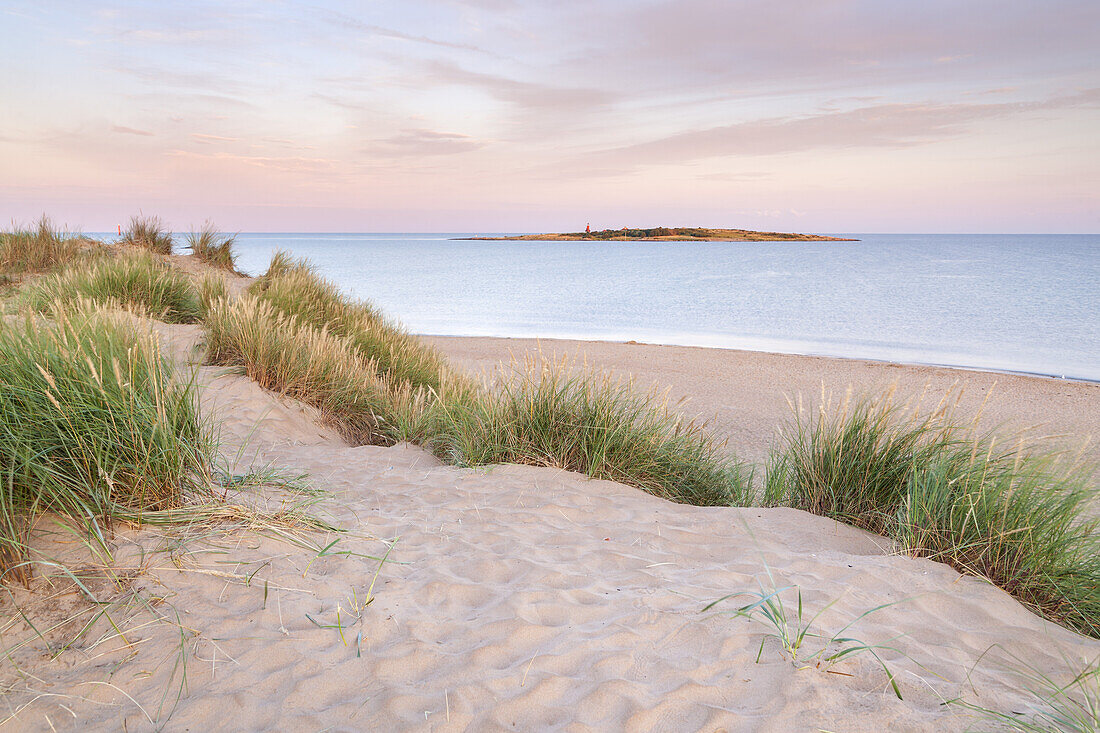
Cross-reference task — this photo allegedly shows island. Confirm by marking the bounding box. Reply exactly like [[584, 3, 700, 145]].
[[453, 227, 858, 242]]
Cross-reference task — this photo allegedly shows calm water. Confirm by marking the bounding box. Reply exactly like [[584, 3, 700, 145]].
[[224, 233, 1098, 381]]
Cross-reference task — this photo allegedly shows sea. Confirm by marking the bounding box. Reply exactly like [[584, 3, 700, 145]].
[[178, 232, 1098, 382]]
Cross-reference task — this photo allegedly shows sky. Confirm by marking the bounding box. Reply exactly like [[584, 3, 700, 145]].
[[1, 0, 1098, 233]]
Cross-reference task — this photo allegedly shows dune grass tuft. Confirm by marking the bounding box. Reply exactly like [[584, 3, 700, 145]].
[[257, 249, 314, 281], [426, 357, 753, 506], [203, 294, 398, 445], [120, 215, 173, 255], [0, 215, 88, 274], [765, 389, 1099, 637], [0, 306, 213, 582], [186, 222, 239, 272], [250, 251, 454, 392], [20, 250, 204, 324], [196, 270, 230, 317]]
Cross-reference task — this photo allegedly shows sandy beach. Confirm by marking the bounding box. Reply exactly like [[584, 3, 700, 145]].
[[2, 320, 1097, 731]]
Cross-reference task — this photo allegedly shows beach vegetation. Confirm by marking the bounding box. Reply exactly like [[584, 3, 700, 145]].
[[250, 250, 455, 392], [186, 222, 239, 273], [20, 250, 205, 324], [0, 305, 213, 583], [951, 646, 1099, 733], [765, 390, 1100, 637], [197, 270, 230, 317], [0, 215, 89, 274], [425, 357, 753, 506], [200, 249, 1098, 636], [231, 252, 747, 507], [202, 294, 399, 445], [120, 214, 174, 255], [704, 563, 904, 699]]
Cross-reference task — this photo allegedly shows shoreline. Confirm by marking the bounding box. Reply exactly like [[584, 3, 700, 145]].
[[426, 334, 1100, 467], [419, 332, 1098, 385]]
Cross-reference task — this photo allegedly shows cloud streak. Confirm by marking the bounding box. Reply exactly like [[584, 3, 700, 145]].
[[417, 60, 618, 113], [111, 125, 154, 137], [580, 90, 1100, 171], [191, 133, 240, 144], [369, 129, 487, 156]]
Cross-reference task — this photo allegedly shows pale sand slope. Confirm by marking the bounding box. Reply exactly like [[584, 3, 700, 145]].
[[426, 336, 1100, 467], [1, 323, 1098, 731]]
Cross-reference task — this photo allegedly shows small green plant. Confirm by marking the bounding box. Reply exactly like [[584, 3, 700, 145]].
[[950, 646, 1099, 732], [303, 539, 396, 656], [186, 222, 239, 272], [0, 215, 87, 274], [120, 214, 173, 254], [704, 564, 904, 699], [20, 250, 205, 323]]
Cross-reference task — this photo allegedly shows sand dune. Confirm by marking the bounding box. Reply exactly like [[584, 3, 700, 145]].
[[1, 323, 1097, 731]]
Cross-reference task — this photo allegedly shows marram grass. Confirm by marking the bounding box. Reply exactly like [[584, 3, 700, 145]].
[[765, 389, 1099, 637], [0, 306, 213, 582], [197, 270, 230, 317], [250, 251, 455, 392], [425, 357, 754, 506], [0, 215, 87, 274], [186, 222, 239, 273], [20, 250, 204, 324], [219, 254, 751, 506], [203, 294, 399, 445], [120, 214, 173, 255]]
